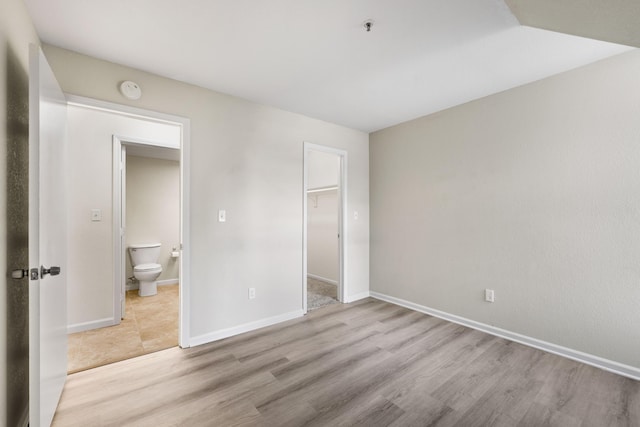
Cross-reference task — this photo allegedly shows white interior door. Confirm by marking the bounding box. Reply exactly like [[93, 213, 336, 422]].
[[29, 45, 68, 427]]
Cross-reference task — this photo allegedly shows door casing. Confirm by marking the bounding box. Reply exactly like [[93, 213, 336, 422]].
[[67, 94, 192, 348], [113, 136, 180, 324], [303, 142, 348, 313]]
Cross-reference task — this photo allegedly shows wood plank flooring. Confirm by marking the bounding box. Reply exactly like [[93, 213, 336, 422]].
[[52, 298, 640, 426]]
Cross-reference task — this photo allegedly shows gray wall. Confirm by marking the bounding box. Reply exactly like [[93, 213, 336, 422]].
[[307, 190, 339, 283], [370, 50, 640, 370], [307, 150, 340, 282], [44, 45, 369, 342], [0, 0, 40, 425]]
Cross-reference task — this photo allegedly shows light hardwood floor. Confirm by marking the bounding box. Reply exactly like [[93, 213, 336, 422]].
[[53, 298, 639, 426]]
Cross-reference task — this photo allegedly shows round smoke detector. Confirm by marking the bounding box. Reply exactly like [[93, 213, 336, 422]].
[[119, 80, 142, 100]]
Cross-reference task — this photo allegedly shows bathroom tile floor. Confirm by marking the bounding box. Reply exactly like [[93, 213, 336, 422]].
[[67, 284, 178, 374]]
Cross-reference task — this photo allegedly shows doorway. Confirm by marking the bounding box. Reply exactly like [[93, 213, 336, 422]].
[[115, 138, 180, 322], [62, 96, 190, 372], [303, 143, 347, 313]]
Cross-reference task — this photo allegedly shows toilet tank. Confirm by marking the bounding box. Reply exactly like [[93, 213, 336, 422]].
[[129, 243, 161, 265]]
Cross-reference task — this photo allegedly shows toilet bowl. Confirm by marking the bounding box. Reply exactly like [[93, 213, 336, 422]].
[[129, 243, 163, 296], [133, 263, 162, 296]]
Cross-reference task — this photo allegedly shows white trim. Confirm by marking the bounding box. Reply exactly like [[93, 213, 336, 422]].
[[66, 94, 186, 125], [370, 292, 640, 381], [303, 142, 348, 315], [126, 279, 179, 291], [179, 117, 192, 348], [67, 318, 116, 334], [307, 274, 338, 286], [112, 137, 124, 324], [345, 291, 371, 303], [303, 148, 309, 314], [67, 95, 192, 349], [190, 310, 304, 347]]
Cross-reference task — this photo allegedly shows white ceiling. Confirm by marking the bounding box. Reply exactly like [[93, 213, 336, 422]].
[[25, 0, 634, 132]]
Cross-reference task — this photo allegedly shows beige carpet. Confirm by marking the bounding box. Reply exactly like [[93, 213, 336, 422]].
[[67, 284, 179, 374], [307, 277, 338, 310]]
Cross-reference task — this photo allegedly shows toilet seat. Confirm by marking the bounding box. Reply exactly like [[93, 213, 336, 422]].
[[134, 263, 161, 272]]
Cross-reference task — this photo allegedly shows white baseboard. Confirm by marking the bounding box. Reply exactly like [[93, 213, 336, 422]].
[[189, 309, 305, 347], [345, 291, 370, 303], [370, 291, 640, 381], [67, 317, 116, 334], [307, 274, 338, 286], [126, 278, 179, 291]]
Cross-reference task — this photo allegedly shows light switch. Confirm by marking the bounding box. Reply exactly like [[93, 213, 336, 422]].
[[91, 209, 102, 222], [354, 211, 359, 220], [218, 210, 226, 222]]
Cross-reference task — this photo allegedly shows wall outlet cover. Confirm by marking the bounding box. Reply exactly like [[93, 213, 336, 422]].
[[485, 289, 495, 303], [91, 209, 102, 222]]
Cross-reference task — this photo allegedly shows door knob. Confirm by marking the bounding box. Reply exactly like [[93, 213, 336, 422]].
[[41, 265, 61, 278]]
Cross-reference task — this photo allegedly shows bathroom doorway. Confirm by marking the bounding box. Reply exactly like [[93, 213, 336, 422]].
[[116, 139, 180, 320], [63, 96, 190, 372], [303, 143, 347, 312]]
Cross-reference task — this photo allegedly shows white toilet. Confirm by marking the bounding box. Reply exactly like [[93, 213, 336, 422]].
[[129, 243, 163, 296]]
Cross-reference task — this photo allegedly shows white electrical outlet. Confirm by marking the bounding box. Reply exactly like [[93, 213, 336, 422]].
[[248, 288, 256, 299], [218, 210, 226, 222], [485, 289, 495, 303]]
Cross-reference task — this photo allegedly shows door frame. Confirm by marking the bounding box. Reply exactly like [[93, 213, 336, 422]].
[[113, 135, 180, 323], [303, 142, 348, 313], [66, 94, 191, 348]]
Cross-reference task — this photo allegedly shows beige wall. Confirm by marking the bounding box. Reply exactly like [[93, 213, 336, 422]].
[[506, 0, 640, 48], [126, 155, 180, 283], [308, 150, 340, 189], [307, 150, 340, 283], [45, 45, 370, 342], [370, 50, 640, 370], [66, 104, 180, 330], [307, 190, 339, 282], [0, 0, 40, 424]]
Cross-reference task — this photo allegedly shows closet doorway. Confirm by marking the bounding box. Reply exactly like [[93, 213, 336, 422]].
[[303, 143, 347, 312]]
